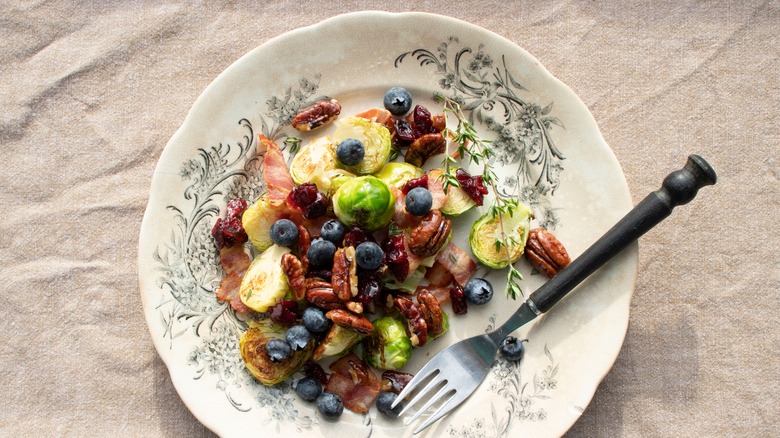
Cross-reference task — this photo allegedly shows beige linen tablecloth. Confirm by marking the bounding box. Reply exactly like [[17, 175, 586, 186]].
[[1, 1, 777, 436]]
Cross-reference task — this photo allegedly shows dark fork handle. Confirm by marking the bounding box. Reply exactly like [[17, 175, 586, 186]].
[[527, 154, 717, 314]]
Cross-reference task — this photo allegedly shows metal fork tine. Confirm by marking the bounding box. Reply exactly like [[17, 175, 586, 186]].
[[392, 365, 439, 409], [397, 373, 445, 416], [412, 388, 471, 435], [403, 382, 453, 426]]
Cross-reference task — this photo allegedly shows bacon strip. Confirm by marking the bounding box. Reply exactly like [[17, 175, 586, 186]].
[[325, 353, 381, 413], [425, 260, 454, 287], [215, 245, 252, 314], [426, 171, 449, 211], [259, 134, 294, 203], [355, 107, 394, 131], [434, 242, 477, 287]]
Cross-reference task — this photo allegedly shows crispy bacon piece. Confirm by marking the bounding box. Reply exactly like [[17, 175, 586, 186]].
[[326, 353, 381, 413], [434, 242, 477, 287], [390, 186, 420, 229], [425, 260, 454, 287], [215, 245, 252, 314], [426, 171, 449, 211], [259, 134, 294, 203], [355, 107, 394, 131]]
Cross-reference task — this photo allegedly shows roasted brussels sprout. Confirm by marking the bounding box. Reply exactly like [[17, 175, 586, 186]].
[[242, 196, 279, 251], [373, 162, 424, 190], [312, 324, 364, 361], [332, 116, 392, 175], [363, 316, 413, 370], [428, 168, 476, 216], [469, 200, 533, 269], [289, 135, 355, 194], [332, 176, 395, 231], [239, 244, 291, 312], [240, 319, 314, 385]]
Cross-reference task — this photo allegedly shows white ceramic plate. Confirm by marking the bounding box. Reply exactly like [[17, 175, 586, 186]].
[[139, 11, 637, 438]]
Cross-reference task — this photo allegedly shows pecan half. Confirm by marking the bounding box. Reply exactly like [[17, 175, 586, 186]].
[[404, 132, 446, 167], [345, 301, 364, 314], [408, 209, 452, 258], [281, 253, 307, 301], [393, 296, 428, 347], [291, 99, 341, 132], [326, 309, 374, 335], [416, 289, 446, 338], [305, 278, 344, 310], [332, 246, 358, 301], [525, 228, 571, 278], [297, 224, 311, 270]]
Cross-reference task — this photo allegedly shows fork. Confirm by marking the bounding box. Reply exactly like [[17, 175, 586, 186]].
[[393, 155, 717, 434]]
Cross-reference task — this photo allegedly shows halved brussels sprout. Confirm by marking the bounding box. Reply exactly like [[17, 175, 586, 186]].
[[383, 266, 425, 293], [363, 316, 413, 370], [242, 196, 278, 252], [239, 244, 291, 312], [332, 176, 395, 231], [429, 168, 477, 216], [240, 319, 314, 385], [469, 200, 533, 269], [332, 116, 392, 175], [374, 162, 424, 190], [312, 324, 363, 361], [289, 135, 338, 185]]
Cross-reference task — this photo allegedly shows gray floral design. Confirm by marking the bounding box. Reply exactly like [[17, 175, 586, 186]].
[[153, 78, 322, 427], [396, 38, 565, 228], [447, 317, 558, 437]]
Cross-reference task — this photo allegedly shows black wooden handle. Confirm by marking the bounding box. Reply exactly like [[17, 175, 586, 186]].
[[528, 155, 717, 313]]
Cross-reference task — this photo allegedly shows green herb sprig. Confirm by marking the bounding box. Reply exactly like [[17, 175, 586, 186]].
[[435, 94, 525, 299]]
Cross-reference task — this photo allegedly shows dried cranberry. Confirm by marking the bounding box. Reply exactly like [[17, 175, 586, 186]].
[[382, 234, 409, 281], [394, 119, 416, 143], [287, 183, 329, 219], [401, 173, 429, 195], [305, 269, 332, 281], [226, 197, 248, 220], [211, 217, 247, 249], [356, 269, 382, 305], [343, 227, 371, 248], [412, 105, 435, 137], [381, 370, 414, 394], [449, 285, 468, 315], [455, 168, 489, 206], [303, 360, 328, 385], [268, 300, 298, 326]]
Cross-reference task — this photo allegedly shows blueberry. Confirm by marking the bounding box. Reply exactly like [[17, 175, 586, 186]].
[[383, 87, 413, 116], [265, 338, 292, 363], [285, 325, 312, 351], [405, 187, 433, 216], [355, 241, 384, 270], [499, 336, 526, 361], [463, 278, 493, 304], [375, 391, 403, 418], [316, 392, 344, 419], [336, 138, 365, 166], [320, 219, 346, 244], [307, 238, 337, 269], [270, 219, 299, 247], [295, 376, 323, 402], [302, 307, 331, 333]]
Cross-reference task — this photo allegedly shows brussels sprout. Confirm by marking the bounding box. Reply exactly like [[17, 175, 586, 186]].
[[374, 162, 424, 190], [289, 136, 355, 194], [239, 244, 291, 312], [469, 200, 533, 269], [332, 116, 392, 175], [240, 319, 314, 385], [332, 176, 395, 231], [242, 196, 279, 251], [383, 267, 425, 293], [428, 168, 476, 216], [289, 136, 338, 185], [312, 324, 364, 361], [363, 316, 413, 370]]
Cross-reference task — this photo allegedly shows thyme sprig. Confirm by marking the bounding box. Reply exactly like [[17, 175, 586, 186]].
[[435, 93, 525, 299]]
